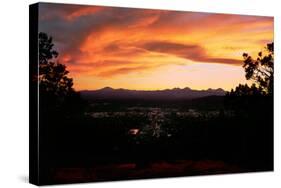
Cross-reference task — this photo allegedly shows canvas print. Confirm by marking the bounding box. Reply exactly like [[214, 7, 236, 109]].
[[29, 2, 274, 185]]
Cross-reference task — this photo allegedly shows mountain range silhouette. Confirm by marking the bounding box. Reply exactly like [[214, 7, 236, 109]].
[[80, 87, 226, 100]]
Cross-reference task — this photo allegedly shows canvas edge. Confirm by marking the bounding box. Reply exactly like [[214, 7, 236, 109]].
[[29, 2, 40, 186]]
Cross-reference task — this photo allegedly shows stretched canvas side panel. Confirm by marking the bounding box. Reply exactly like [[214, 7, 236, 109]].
[[29, 3, 39, 185]]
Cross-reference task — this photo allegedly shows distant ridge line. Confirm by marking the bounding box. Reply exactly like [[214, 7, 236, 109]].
[[80, 87, 226, 100]]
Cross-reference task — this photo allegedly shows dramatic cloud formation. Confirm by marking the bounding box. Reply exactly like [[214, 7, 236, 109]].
[[38, 3, 273, 90], [140, 41, 242, 65]]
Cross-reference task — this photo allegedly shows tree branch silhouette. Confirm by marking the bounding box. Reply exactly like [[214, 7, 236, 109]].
[[228, 42, 273, 96]]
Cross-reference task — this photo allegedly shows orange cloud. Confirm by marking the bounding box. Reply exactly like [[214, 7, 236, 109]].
[[97, 65, 157, 77], [66, 6, 104, 20], [140, 41, 242, 65]]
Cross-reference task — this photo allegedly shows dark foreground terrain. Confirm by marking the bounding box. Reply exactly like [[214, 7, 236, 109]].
[[53, 160, 244, 184], [38, 95, 273, 184]]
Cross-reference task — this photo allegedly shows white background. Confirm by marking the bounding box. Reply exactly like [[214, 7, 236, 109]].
[[0, 0, 280, 187]]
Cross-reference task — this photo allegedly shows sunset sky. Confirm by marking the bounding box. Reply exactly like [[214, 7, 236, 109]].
[[38, 3, 273, 91]]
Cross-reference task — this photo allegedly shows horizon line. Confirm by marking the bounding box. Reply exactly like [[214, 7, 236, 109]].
[[76, 86, 228, 92]]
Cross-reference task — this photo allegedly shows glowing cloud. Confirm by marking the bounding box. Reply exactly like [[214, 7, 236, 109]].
[[38, 3, 273, 91]]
